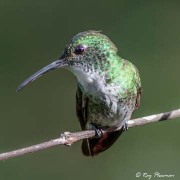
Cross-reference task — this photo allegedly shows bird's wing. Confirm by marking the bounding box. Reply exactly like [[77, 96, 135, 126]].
[[133, 65, 142, 109], [76, 84, 88, 130], [76, 84, 93, 156], [135, 86, 142, 109]]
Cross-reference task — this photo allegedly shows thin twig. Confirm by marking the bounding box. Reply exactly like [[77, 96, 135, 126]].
[[0, 108, 180, 161]]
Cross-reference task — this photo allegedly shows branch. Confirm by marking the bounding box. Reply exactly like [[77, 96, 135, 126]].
[[0, 108, 180, 161]]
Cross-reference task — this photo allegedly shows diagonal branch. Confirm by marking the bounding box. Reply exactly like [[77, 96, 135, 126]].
[[0, 108, 180, 161]]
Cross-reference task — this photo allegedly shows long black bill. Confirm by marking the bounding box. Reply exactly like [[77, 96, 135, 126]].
[[17, 59, 67, 92]]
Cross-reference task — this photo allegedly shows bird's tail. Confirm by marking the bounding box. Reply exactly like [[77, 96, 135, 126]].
[[81, 128, 123, 156]]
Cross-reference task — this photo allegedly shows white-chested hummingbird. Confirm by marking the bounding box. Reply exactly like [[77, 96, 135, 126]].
[[17, 31, 142, 156]]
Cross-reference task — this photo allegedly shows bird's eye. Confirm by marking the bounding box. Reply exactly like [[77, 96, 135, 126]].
[[74, 45, 85, 55]]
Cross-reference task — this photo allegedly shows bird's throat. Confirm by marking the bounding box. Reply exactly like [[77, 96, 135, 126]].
[[66, 65, 106, 98]]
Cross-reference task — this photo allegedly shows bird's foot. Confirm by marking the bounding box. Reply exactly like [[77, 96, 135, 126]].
[[123, 122, 128, 131], [91, 123, 103, 138]]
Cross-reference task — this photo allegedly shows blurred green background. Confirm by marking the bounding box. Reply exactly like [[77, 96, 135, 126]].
[[0, 0, 180, 179]]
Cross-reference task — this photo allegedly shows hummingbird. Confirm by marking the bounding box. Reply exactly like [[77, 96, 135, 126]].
[[17, 30, 142, 156]]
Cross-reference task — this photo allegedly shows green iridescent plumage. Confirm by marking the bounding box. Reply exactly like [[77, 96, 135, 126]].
[[63, 31, 141, 99], [17, 30, 142, 156]]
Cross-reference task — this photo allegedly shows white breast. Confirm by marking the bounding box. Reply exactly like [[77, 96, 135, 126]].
[[66, 65, 106, 98]]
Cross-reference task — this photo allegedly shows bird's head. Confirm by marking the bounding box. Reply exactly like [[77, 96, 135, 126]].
[[17, 31, 118, 91]]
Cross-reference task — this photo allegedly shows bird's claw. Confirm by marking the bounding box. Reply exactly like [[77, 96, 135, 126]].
[[123, 122, 128, 131], [91, 123, 103, 138]]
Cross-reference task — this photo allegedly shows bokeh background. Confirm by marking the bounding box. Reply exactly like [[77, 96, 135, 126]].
[[0, 0, 180, 179]]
